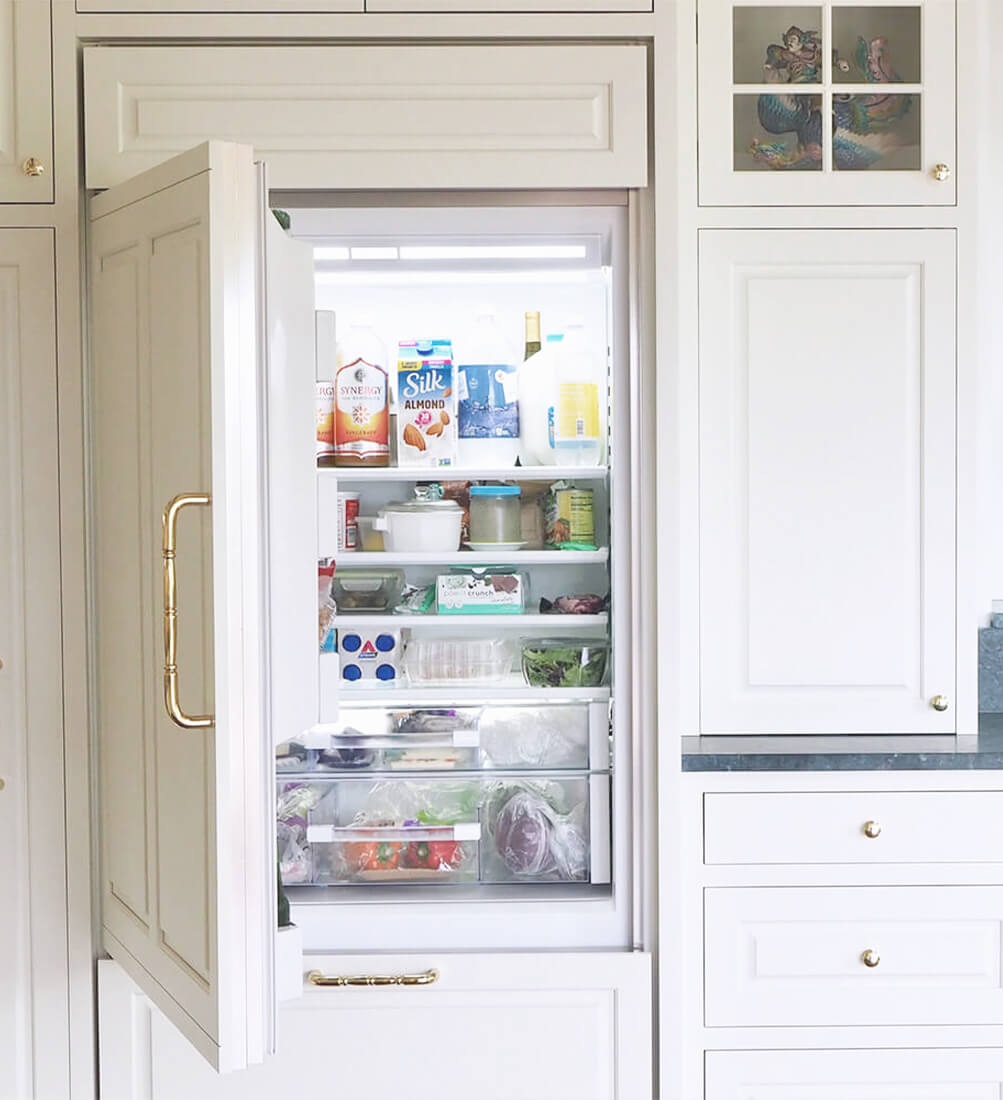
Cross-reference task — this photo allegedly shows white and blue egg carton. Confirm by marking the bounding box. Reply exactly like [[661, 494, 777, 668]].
[[337, 628, 402, 684]]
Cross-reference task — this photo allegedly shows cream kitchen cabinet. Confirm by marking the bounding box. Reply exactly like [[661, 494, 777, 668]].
[[82, 45, 648, 191], [698, 228, 957, 735], [698, 0, 957, 205], [705, 1048, 1003, 1099], [0, 230, 68, 1099], [705, 884, 1003, 1027], [0, 0, 53, 203], [99, 955, 652, 1099], [78, 0, 361, 10]]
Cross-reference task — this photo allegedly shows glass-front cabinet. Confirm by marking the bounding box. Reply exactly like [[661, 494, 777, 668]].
[[698, 0, 956, 204]]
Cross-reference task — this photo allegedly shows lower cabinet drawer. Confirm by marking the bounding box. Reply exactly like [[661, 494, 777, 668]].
[[705, 887, 1003, 1027], [705, 1049, 1003, 1099], [100, 954, 651, 1100], [703, 791, 1003, 865]]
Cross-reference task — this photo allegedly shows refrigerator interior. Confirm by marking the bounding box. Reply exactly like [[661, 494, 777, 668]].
[[275, 197, 635, 951]]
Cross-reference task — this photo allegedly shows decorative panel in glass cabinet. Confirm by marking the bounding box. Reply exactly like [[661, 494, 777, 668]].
[[699, 0, 956, 205]]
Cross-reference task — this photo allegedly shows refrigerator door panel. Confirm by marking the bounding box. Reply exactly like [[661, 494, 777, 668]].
[[90, 141, 273, 1073]]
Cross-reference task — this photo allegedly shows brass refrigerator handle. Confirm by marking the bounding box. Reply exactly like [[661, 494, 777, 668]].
[[307, 968, 440, 988], [162, 493, 214, 730]]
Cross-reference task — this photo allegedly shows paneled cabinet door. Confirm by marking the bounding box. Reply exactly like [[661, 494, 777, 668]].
[[705, 1049, 1003, 1099], [99, 955, 653, 1100], [698, 0, 956, 205], [0, 0, 53, 202], [699, 229, 956, 734], [0, 232, 67, 1099], [89, 141, 315, 1073]]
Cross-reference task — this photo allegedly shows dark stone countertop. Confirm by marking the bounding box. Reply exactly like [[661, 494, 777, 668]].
[[681, 714, 1003, 772]]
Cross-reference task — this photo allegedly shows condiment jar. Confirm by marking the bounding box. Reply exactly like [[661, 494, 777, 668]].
[[468, 485, 523, 546]]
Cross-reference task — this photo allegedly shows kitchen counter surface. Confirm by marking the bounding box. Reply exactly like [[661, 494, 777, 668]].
[[682, 715, 1003, 771]]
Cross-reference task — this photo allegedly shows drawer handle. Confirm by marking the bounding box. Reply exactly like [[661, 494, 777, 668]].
[[862, 820, 882, 839], [931, 694, 950, 712], [861, 949, 881, 968], [307, 968, 440, 988]]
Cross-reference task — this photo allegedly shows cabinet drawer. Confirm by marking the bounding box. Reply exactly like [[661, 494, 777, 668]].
[[100, 954, 652, 1099], [704, 792, 1003, 865], [82, 45, 648, 191], [705, 887, 1003, 1027], [706, 1049, 1003, 1099]]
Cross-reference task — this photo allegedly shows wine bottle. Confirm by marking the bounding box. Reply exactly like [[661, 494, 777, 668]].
[[524, 311, 542, 360]]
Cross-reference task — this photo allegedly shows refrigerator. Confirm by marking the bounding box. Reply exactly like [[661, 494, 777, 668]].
[[88, 143, 649, 1073]]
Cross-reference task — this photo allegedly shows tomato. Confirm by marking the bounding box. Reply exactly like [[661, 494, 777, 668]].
[[406, 840, 464, 870]]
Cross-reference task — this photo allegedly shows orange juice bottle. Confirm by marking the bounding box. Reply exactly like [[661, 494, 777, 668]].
[[334, 323, 389, 467]]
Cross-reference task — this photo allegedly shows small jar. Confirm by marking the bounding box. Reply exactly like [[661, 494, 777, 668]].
[[468, 485, 523, 545]]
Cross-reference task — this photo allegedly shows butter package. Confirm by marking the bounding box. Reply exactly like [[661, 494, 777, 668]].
[[397, 340, 456, 468], [436, 569, 526, 615]]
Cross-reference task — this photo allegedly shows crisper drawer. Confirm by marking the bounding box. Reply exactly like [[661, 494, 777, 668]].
[[705, 1049, 1003, 1100], [705, 886, 1003, 1027], [82, 45, 648, 190], [279, 701, 610, 775], [100, 953, 652, 1100], [704, 791, 1003, 865], [279, 774, 610, 887]]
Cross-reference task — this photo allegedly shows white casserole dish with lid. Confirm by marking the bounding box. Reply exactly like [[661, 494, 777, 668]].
[[374, 498, 463, 552]]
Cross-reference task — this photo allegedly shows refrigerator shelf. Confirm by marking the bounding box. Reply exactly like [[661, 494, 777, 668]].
[[332, 549, 610, 566], [321, 675, 611, 707], [330, 613, 608, 629], [319, 465, 609, 483]]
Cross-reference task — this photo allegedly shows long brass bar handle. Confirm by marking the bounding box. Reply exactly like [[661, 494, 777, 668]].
[[162, 493, 214, 730], [307, 968, 440, 988]]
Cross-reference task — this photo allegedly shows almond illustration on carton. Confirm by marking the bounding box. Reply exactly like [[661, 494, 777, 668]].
[[440, 410, 451, 425], [426, 421, 444, 437], [403, 422, 426, 451]]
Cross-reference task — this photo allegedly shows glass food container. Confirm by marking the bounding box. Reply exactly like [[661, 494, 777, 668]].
[[468, 485, 523, 548], [330, 569, 406, 613]]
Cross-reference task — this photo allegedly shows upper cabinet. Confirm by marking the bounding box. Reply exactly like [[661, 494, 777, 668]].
[[0, 0, 53, 203], [77, 0, 648, 9], [699, 229, 958, 735], [698, 0, 956, 205], [82, 45, 648, 191]]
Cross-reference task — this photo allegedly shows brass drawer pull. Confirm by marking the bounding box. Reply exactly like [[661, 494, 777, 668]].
[[861, 949, 881, 968], [162, 493, 213, 729], [307, 968, 440, 988], [863, 820, 882, 839]]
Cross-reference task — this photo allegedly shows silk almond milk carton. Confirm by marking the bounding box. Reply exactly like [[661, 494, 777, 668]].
[[397, 340, 457, 468]]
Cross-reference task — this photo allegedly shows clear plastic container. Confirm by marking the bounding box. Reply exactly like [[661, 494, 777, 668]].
[[520, 637, 609, 688], [404, 637, 515, 683], [330, 569, 405, 614], [468, 485, 523, 545]]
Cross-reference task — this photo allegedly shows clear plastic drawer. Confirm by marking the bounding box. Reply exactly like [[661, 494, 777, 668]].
[[277, 701, 609, 775], [278, 774, 610, 888]]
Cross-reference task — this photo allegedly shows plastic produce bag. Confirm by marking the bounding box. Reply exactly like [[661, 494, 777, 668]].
[[486, 783, 589, 881]]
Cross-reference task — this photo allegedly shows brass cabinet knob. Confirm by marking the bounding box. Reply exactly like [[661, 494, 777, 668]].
[[932, 163, 951, 182], [861, 949, 881, 968], [22, 157, 44, 177], [863, 820, 882, 839], [0, 777, 5, 791], [931, 695, 950, 712]]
